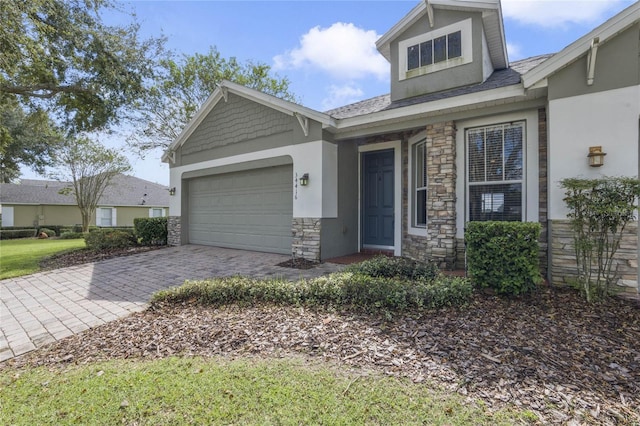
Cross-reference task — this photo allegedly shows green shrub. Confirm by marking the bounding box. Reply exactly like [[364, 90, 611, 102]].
[[153, 272, 474, 312], [345, 256, 439, 281], [60, 227, 72, 235], [134, 217, 168, 246], [0, 229, 36, 240], [38, 227, 56, 237], [84, 229, 137, 251], [60, 231, 85, 239], [465, 221, 542, 295]]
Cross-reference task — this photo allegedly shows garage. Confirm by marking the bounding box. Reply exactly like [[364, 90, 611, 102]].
[[187, 165, 293, 254]]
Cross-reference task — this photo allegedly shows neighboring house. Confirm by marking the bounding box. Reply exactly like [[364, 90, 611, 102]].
[[162, 0, 640, 293], [0, 174, 170, 228]]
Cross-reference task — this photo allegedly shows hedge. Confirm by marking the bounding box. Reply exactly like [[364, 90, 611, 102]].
[[134, 217, 168, 246], [465, 221, 542, 295], [0, 229, 37, 240]]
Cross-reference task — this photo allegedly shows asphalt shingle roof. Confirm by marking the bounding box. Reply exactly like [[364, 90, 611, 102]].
[[0, 174, 169, 207], [324, 54, 554, 120]]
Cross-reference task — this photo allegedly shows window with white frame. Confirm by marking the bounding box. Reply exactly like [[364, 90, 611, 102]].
[[399, 18, 472, 80], [149, 208, 164, 218], [467, 122, 524, 222], [97, 207, 115, 227], [412, 139, 427, 228]]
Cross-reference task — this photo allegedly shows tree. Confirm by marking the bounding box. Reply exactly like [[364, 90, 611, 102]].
[[0, 94, 64, 182], [53, 137, 131, 232], [128, 47, 296, 153], [0, 0, 164, 133]]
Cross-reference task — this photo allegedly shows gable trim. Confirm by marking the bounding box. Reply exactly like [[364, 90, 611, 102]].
[[523, 1, 640, 89], [162, 80, 336, 162]]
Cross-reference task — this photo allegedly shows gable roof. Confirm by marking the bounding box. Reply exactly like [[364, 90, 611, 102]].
[[0, 174, 169, 207], [376, 0, 508, 70], [522, 1, 640, 89], [324, 54, 551, 120], [162, 80, 337, 162]]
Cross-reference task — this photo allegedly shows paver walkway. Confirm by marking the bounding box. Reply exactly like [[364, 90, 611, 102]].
[[0, 245, 342, 362]]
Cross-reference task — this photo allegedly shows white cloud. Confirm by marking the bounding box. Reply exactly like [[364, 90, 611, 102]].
[[506, 42, 523, 60], [321, 84, 364, 110], [273, 22, 389, 80], [501, 0, 630, 27]]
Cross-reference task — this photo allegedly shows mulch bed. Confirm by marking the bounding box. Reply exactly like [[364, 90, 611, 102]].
[[39, 245, 168, 270], [276, 258, 319, 269], [3, 286, 639, 424]]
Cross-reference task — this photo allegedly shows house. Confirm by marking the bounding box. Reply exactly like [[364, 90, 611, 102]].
[[162, 0, 640, 293], [0, 174, 170, 228]]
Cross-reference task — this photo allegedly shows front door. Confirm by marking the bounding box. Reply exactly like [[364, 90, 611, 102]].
[[362, 149, 395, 247]]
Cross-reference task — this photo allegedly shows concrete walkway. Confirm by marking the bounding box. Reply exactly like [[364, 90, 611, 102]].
[[0, 245, 342, 362]]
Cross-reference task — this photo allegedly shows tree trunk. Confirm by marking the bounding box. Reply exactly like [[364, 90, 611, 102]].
[[81, 210, 91, 233]]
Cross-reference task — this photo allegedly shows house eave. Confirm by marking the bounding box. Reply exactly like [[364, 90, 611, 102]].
[[332, 83, 542, 138], [522, 1, 640, 89]]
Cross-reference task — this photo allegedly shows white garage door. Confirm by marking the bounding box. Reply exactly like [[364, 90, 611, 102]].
[[187, 165, 293, 254]]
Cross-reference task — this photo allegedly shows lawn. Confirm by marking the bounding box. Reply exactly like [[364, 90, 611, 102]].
[[0, 238, 86, 279], [0, 357, 533, 425]]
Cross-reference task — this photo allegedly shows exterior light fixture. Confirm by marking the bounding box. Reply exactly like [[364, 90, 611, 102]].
[[587, 146, 606, 167], [169, 187, 176, 196], [299, 173, 309, 186]]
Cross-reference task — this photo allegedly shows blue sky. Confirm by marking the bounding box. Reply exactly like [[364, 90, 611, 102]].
[[20, 0, 636, 185]]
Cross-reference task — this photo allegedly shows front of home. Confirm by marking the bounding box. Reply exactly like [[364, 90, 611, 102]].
[[0, 174, 169, 228], [163, 0, 640, 293]]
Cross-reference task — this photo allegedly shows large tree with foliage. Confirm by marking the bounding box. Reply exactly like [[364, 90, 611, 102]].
[[128, 47, 296, 153], [0, 94, 64, 182], [0, 0, 164, 133], [53, 137, 131, 232]]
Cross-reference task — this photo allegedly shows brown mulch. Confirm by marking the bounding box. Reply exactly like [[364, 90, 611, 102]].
[[275, 258, 319, 269], [3, 286, 639, 424], [39, 245, 168, 270]]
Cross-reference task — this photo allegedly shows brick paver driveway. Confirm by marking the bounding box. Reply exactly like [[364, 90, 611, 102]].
[[0, 245, 342, 362]]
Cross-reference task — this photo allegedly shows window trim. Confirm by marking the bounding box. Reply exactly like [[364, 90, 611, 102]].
[[408, 132, 428, 236], [398, 18, 473, 81], [465, 121, 526, 223]]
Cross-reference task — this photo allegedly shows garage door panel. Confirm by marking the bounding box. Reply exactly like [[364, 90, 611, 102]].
[[188, 165, 293, 254]]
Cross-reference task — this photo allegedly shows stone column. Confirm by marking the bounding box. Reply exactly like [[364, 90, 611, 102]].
[[292, 218, 321, 262], [168, 216, 181, 246]]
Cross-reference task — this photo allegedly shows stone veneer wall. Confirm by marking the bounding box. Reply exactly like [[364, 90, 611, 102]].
[[550, 220, 638, 292], [402, 121, 457, 269], [292, 218, 321, 262], [168, 216, 181, 246]]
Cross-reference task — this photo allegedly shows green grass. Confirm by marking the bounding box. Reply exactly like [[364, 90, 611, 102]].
[[0, 238, 86, 279], [0, 357, 535, 425]]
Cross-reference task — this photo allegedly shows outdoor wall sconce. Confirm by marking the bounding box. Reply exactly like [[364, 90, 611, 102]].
[[588, 146, 606, 167], [169, 187, 176, 196], [299, 173, 309, 186]]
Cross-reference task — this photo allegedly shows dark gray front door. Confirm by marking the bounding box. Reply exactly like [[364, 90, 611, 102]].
[[362, 150, 394, 247]]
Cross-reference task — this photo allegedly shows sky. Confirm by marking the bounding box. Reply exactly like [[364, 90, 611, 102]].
[[19, 0, 637, 186]]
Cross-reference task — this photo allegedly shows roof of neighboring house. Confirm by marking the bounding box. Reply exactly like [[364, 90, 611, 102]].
[[0, 174, 170, 207], [324, 54, 553, 119]]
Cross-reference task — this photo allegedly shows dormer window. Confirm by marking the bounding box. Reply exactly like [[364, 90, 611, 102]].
[[399, 18, 472, 81]]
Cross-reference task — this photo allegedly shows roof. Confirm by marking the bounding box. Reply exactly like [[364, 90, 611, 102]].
[[0, 174, 169, 207], [324, 54, 552, 120], [523, 1, 640, 88], [376, 0, 508, 70]]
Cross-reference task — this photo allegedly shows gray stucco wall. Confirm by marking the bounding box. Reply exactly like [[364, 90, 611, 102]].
[[548, 24, 640, 100], [320, 141, 359, 259], [173, 93, 324, 167], [390, 10, 485, 101]]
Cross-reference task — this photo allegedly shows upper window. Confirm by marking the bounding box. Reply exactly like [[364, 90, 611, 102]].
[[412, 139, 427, 228], [399, 19, 472, 80], [466, 122, 524, 222], [407, 30, 461, 71]]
